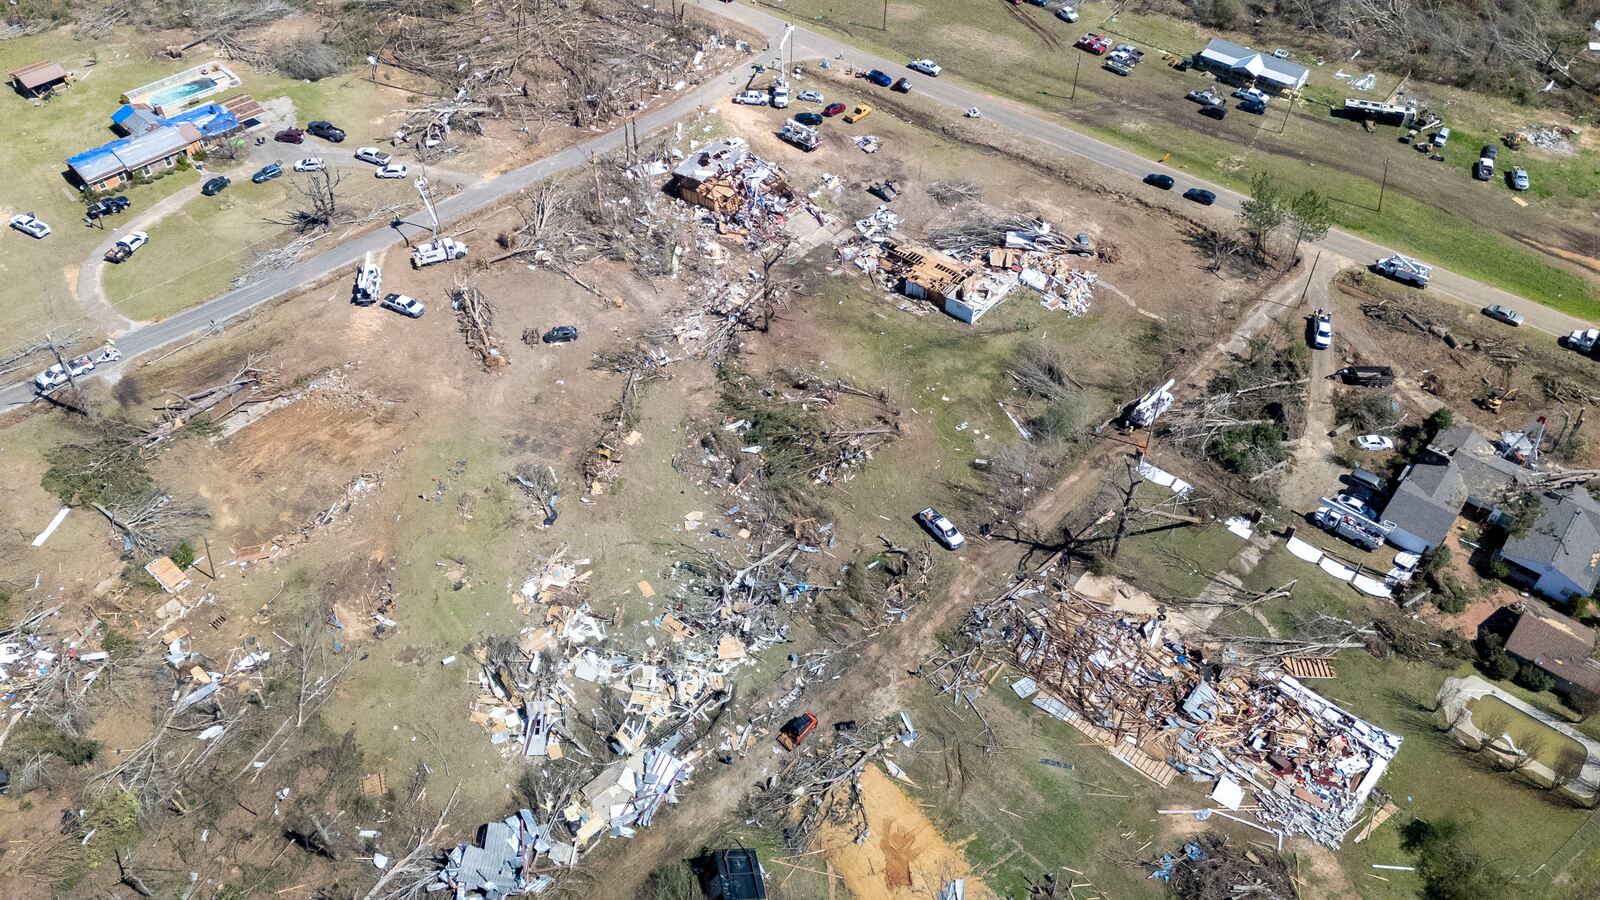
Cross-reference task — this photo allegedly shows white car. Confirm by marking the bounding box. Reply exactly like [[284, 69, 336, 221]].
[[908, 59, 942, 77], [915, 507, 965, 550], [375, 163, 409, 179], [9, 213, 51, 239], [732, 91, 768, 106], [379, 292, 425, 318], [1055, 6, 1080, 22], [1354, 434, 1395, 452], [1311, 310, 1332, 349], [34, 354, 97, 391], [354, 147, 392, 166], [411, 237, 468, 268], [797, 89, 824, 103], [294, 158, 327, 173]]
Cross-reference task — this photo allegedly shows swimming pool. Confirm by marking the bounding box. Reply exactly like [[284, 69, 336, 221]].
[[122, 62, 241, 114], [147, 77, 219, 110]]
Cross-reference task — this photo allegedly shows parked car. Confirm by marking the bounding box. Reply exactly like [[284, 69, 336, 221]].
[[797, 89, 824, 103], [1182, 187, 1216, 205], [908, 59, 942, 77], [86, 196, 130, 220], [273, 128, 304, 144], [1143, 173, 1175, 190], [1075, 33, 1111, 54], [1353, 435, 1395, 452], [863, 69, 893, 87], [823, 102, 848, 117], [1232, 87, 1267, 103], [251, 161, 284, 184], [1055, 6, 1080, 22], [1311, 309, 1333, 349], [9, 212, 51, 238], [891, 77, 912, 93], [33, 354, 97, 392], [793, 112, 824, 126], [1335, 493, 1380, 520], [1238, 98, 1267, 115], [377, 292, 425, 318], [1475, 144, 1498, 181], [294, 158, 326, 173], [103, 230, 148, 263], [1483, 304, 1525, 326], [375, 163, 409, 179], [1104, 59, 1133, 76], [1509, 166, 1530, 191], [201, 176, 230, 196], [732, 90, 767, 105], [1186, 87, 1224, 107], [354, 147, 392, 166], [1199, 104, 1227, 120], [542, 325, 580, 344], [306, 120, 346, 143], [914, 507, 965, 550], [843, 104, 872, 123]]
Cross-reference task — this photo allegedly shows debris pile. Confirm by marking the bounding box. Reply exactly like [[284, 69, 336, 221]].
[[1150, 832, 1297, 899], [668, 138, 807, 253], [977, 589, 1401, 846]]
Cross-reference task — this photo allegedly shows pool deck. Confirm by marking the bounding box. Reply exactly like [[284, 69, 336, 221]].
[[122, 61, 241, 115]]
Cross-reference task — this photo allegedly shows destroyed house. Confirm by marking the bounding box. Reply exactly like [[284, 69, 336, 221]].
[[887, 243, 1016, 324], [1381, 424, 1530, 553], [1196, 38, 1310, 92], [1498, 488, 1600, 601], [1501, 600, 1600, 695], [669, 139, 796, 216]]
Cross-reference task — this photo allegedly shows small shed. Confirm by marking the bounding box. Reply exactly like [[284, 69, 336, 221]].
[[8, 60, 69, 98]]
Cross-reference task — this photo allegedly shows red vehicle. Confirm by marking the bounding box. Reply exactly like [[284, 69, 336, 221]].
[[822, 102, 848, 117], [1075, 33, 1111, 54], [273, 128, 305, 144]]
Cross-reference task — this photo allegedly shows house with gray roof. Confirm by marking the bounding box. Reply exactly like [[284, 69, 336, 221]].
[[1380, 424, 1534, 553], [1499, 488, 1600, 602], [1196, 38, 1310, 92]]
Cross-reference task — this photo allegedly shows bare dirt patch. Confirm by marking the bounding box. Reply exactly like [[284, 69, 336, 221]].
[[816, 766, 986, 899]]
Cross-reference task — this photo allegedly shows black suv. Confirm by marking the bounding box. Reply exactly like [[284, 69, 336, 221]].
[[87, 196, 131, 219], [542, 325, 579, 344], [306, 120, 346, 143], [201, 175, 231, 196]]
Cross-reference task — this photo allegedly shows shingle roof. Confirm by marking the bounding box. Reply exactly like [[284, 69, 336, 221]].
[[1502, 490, 1600, 595], [1505, 599, 1600, 692], [1381, 462, 1464, 548], [9, 60, 67, 91]]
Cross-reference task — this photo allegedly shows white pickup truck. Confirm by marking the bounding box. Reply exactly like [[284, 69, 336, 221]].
[[411, 237, 468, 268]]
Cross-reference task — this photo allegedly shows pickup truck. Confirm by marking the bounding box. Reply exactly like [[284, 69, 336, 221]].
[[1103, 59, 1133, 76], [104, 231, 148, 263], [411, 237, 468, 268]]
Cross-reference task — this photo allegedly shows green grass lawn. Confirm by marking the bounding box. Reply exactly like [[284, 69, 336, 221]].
[[752, 0, 1600, 315], [0, 29, 396, 346]]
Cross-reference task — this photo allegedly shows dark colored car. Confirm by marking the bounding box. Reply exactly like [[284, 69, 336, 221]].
[[794, 111, 824, 126], [823, 102, 848, 117], [1143, 173, 1174, 190], [863, 69, 893, 87], [306, 120, 346, 143], [1238, 99, 1267, 115], [1198, 104, 1227, 120], [201, 176, 231, 196], [251, 161, 284, 184], [542, 325, 579, 344], [891, 77, 912, 93], [1183, 188, 1217, 205], [87, 196, 131, 219], [273, 128, 305, 144]]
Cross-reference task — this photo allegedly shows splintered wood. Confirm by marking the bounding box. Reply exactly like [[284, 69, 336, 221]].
[[451, 277, 507, 371]]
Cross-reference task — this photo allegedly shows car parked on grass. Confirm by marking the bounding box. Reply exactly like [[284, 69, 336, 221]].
[[823, 102, 847, 117], [9, 212, 51, 238], [1238, 98, 1267, 115], [354, 146, 392, 166], [793, 112, 824, 126], [251, 161, 284, 184], [1182, 187, 1215, 205], [732, 90, 768, 105], [1199, 104, 1227, 120], [843, 104, 872, 123], [104, 230, 148, 263], [201, 176, 230, 196], [274, 128, 304, 144], [797, 89, 823, 103], [908, 59, 941, 76], [542, 325, 579, 344], [1144, 173, 1174, 190], [1075, 33, 1111, 54], [379, 292, 425, 318], [1311, 309, 1333, 349], [306, 120, 346, 143], [863, 69, 893, 87], [1483, 304, 1525, 326], [1353, 435, 1395, 452], [1055, 6, 1079, 22], [87, 196, 130, 220], [294, 158, 326, 173], [914, 507, 965, 550], [1510, 166, 1530, 191], [375, 163, 409, 179]]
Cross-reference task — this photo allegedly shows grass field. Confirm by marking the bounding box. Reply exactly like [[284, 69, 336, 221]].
[[0, 29, 395, 349], [751, 0, 1600, 315]]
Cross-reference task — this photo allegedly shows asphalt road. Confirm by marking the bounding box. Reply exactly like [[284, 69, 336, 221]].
[[4, 6, 1585, 410]]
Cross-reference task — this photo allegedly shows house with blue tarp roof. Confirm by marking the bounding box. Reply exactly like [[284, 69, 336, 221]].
[[67, 96, 259, 191]]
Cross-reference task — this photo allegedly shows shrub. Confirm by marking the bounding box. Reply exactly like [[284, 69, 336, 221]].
[[1487, 652, 1519, 681], [1516, 664, 1556, 693], [170, 541, 196, 569], [1401, 818, 1509, 900]]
